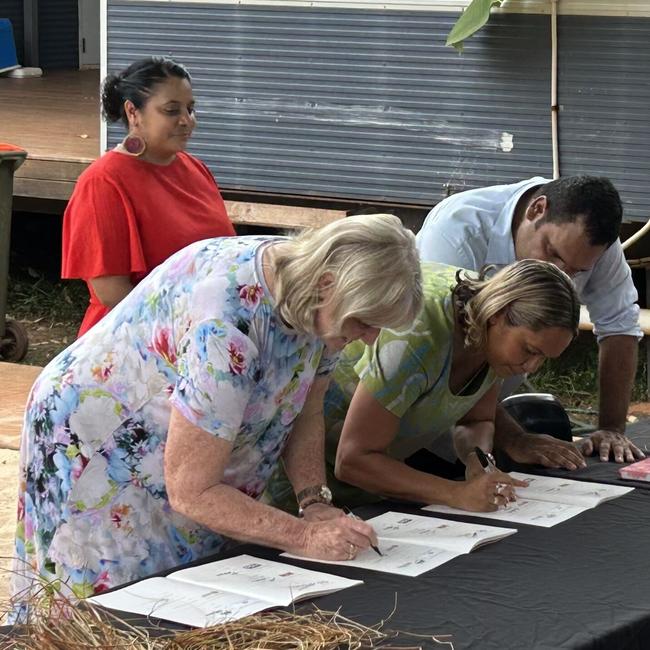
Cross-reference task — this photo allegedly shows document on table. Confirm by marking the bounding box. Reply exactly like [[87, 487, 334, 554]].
[[370, 511, 516, 552], [509, 472, 634, 506], [423, 473, 634, 527], [89, 554, 363, 627], [282, 511, 517, 576], [88, 577, 268, 628], [424, 498, 587, 527]]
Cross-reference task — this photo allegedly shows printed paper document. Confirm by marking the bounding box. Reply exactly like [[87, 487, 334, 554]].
[[282, 511, 516, 576], [424, 473, 633, 527], [89, 554, 362, 627]]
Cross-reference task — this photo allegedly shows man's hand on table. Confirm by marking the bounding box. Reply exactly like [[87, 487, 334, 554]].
[[578, 429, 645, 463], [504, 431, 587, 470]]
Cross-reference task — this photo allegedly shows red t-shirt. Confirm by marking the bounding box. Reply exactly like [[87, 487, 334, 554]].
[[62, 150, 235, 336]]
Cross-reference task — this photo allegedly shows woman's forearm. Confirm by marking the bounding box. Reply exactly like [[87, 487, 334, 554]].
[[282, 377, 330, 500], [335, 450, 459, 506], [453, 421, 495, 464], [165, 406, 309, 554], [282, 412, 328, 499], [170, 481, 309, 554], [89, 274, 134, 308]]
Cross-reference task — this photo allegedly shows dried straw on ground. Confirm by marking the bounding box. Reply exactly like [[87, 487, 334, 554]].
[[0, 587, 454, 649]]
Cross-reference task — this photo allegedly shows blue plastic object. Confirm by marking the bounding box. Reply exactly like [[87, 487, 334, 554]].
[[0, 19, 19, 74]]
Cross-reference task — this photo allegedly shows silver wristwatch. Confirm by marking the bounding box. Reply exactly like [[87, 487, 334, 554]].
[[296, 484, 333, 517]]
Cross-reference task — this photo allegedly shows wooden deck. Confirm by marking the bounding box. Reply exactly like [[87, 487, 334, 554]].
[[0, 69, 100, 202], [0, 362, 41, 450]]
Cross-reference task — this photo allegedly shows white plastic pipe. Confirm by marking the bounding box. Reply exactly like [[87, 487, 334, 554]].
[[551, 0, 560, 179], [622, 219, 650, 251]]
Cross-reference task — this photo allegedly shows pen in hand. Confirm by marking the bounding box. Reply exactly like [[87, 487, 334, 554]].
[[474, 446, 497, 473], [474, 446, 514, 506], [342, 506, 383, 556]]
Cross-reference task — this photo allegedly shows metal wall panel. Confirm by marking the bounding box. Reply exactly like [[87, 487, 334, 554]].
[[39, 0, 78, 69], [127, 1, 650, 18], [107, 1, 552, 208], [1, 0, 24, 63], [558, 16, 650, 222], [106, 1, 649, 220]]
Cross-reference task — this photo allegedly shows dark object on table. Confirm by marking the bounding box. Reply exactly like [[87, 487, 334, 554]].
[[501, 392, 572, 442]]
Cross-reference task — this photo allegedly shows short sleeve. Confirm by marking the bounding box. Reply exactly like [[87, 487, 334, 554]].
[[61, 173, 146, 280], [355, 332, 431, 418], [577, 241, 642, 340], [169, 319, 259, 441], [195, 158, 219, 186]]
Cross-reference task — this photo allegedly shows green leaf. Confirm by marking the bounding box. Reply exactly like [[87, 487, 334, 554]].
[[446, 0, 504, 52], [72, 580, 96, 599]]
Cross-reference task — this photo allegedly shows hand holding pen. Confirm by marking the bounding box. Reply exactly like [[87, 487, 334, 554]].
[[343, 507, 383, 556], [295, 515, 380, 562], [473, 446, 496, 471], [473, 447, 527, 509]]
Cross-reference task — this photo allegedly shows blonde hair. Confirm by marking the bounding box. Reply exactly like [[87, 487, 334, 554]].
[[272, 214, 423, 336], [455, 259, 579, 348]]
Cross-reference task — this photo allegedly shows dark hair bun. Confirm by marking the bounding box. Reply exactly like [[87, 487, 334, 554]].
[[101, 72, 124, 123], [101, 57, 192, 127]]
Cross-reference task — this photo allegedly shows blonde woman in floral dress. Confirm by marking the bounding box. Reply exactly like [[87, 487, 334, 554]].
[[10, 214, 422, 618]]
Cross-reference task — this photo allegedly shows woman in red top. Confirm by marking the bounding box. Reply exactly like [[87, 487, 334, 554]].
[[62, 56, 235, 336]]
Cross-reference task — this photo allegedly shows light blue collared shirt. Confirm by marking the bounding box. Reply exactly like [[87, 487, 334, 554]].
[[416, 177, 641, 341]]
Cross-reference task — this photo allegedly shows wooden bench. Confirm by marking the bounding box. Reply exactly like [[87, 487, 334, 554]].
[[223, 201, 346, 229]]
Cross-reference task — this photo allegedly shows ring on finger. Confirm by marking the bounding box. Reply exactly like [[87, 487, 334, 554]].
[[347, 542, 355, 559], [495, 483, 506, 495], [492, 495, 499, 505]]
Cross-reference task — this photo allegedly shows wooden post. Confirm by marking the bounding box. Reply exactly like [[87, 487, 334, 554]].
[[23, 0, 39, 68], [646, 268, 650, 401]]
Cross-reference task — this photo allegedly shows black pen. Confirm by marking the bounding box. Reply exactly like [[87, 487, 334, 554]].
[[474, 446, 497, 474], [474, 446, 515, 506], [342, 506, 383, 556]]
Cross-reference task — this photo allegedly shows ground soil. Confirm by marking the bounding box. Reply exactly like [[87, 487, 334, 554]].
[[13, 318, 76, 368], [628, 402, 650, 418]]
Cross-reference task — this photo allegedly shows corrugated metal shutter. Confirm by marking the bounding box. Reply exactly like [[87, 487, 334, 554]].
[[107, 1, 552, 207], [39, 0, 78, 69], [558, 16, 650, 222], [106, 2, 649, 220], [124, 1, 650, 19], [1, 0, 24, 64]]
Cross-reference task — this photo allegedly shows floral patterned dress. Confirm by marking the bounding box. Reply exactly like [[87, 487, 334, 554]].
[[11, 236, 335, 612]]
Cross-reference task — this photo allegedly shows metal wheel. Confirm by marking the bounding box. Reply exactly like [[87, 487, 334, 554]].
[[0, 319, 29, 362]]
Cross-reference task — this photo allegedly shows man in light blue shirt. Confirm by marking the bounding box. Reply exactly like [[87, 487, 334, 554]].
[[417, 176, 644, 468]]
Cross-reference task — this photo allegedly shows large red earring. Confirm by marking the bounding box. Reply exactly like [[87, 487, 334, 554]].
[[121, 133, 146, 156]]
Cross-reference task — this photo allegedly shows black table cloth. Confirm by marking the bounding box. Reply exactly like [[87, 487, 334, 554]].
[[6, 489, 645, 649], [5, 436, 650, 648], [291, 493, 650, 650]]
